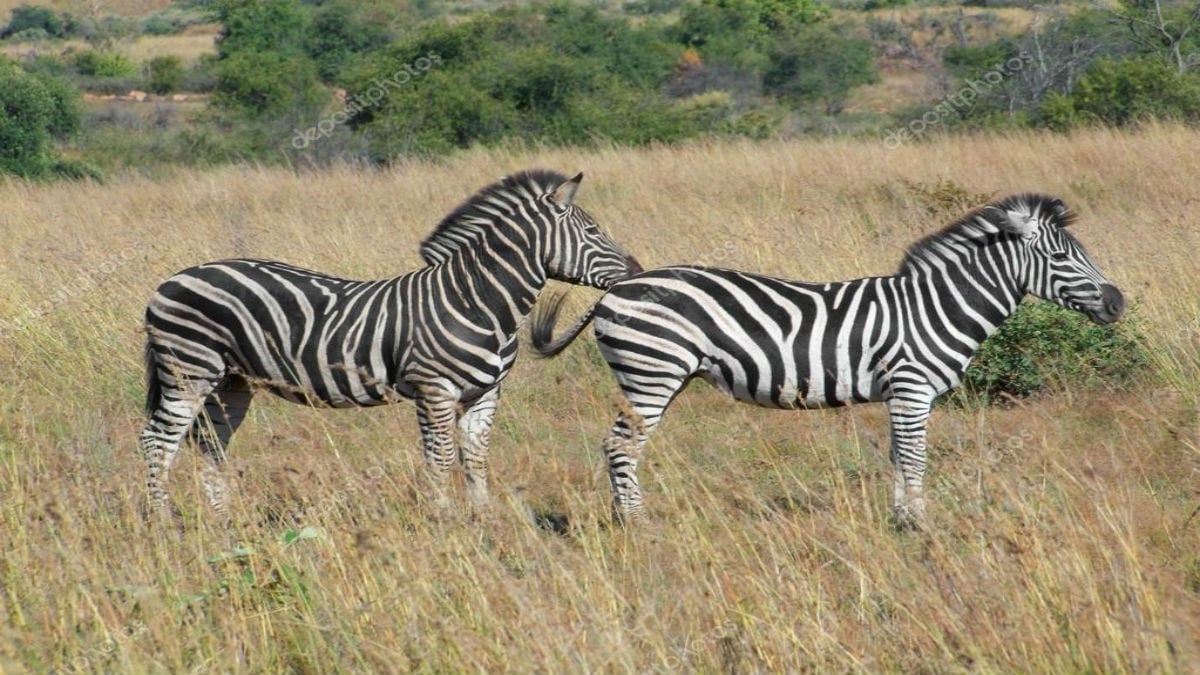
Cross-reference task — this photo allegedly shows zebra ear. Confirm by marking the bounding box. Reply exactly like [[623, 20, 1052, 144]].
[[1048, 198, 1071, 227], [549, 172, 583, 207]]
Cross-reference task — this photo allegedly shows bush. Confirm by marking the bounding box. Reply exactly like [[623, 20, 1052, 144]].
[[304, 0, 391, 81], [144, 55, 184, 94], [2, 5, 75, 39], [20, 53, 68, 76], [953, 301, 1150, 404], [1058, 56, 1200, 127], [214, 50, 325, 118], [674, 0, 829, 68], [141, 15, 183, 36], [623, 0, 684, 14], [212, 0, 324, 119], [763, 25, 877, 114], [215, 0, 309, 59], [72, 50, 137, 78], [338, 8, 700, 162], [0, 59, 83, 178]]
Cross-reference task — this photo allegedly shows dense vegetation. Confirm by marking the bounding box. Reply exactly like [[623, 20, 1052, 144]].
[[2, 0, 1197, 176]]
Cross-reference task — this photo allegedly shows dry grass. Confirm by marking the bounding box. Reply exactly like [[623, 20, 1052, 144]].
[[0, 1, 173, 19], [0, 24, 218, 67], [1, 126, 1198, 674]]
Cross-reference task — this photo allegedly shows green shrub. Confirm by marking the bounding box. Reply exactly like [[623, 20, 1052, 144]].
[[763, 24, 877, 114], [212, 0, 323, 119], [141, 15, 183, 36], [1062, 56, 1200, 127], [0, 59, 82, 179], [214, 50, 325, 118], [304, 0, 391, 81], [2, 5, 75, 39], [145, 55, 184, 94], [1036, 91, 1081, 131], [75, 15, 137, 50], [20, 53, 68, 76], [623, 0, 684, 14], [674, 0, 829, 68], [952, 301, 1150, 405], [72, 50, 136, 78], [215, 0, 309, 59]]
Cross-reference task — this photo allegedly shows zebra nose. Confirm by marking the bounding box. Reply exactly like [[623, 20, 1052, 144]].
[[625, 254, 644, 276], [1101, 284, 1125, 320]]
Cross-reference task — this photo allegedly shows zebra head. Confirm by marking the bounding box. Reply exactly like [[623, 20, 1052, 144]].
[[541, 172, 643, 288], [988, 194, 1125, 324]]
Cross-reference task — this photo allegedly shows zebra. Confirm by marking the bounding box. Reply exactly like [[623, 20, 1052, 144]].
[[530, 193, 1125, 524], [141, 169, 642, 520]]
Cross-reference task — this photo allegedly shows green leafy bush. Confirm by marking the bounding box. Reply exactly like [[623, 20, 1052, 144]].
[[145, 55, 184, 94], [212, 0, 324, 119], [1, 5, 75, 39], [953, 301, 1150, 405], [763, 25, 877, 114], [72, 50, 136, 78], [0, 59, 86, 179], [304, 0, 391, 81], [1051, 56, 1200, 127], [214, 50, 325, 118], [141, 15, 183, 36], [674, 0, 829, 69], [215, 0, 309, 58], [338, 7, 696, 162]]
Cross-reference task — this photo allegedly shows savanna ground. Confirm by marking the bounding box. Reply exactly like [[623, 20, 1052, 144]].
[[1, 127, 1198, 674]]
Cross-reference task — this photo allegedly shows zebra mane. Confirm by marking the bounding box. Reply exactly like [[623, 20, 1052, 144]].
[[898, 193, 1075, 272], [419, 169, 569, 265]]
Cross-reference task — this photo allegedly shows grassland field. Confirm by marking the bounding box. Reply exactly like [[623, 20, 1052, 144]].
[[0, 127, 1198, 674]]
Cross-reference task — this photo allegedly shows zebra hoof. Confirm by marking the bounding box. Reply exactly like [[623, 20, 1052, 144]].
[[610, 505, 647, 527], [889, 504, 927, 533]]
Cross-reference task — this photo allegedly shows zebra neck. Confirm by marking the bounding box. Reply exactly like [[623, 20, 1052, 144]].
[[900, 247, 1026, 348], [435, 243, 546, 335]]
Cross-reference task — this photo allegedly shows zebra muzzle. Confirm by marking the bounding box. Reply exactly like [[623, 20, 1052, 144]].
[[1090, 284, 1125, 324]]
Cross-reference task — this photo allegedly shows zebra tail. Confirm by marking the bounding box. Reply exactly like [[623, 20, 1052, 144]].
[[530, 289, 596, 358], [143, 340, 161, 417]]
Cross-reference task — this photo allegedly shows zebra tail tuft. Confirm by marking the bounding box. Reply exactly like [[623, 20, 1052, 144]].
[[530, 289, 595, 358], [144, 340, 161, 418]]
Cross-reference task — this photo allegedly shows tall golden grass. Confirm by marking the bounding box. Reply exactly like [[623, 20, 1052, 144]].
[[0, 126, 1197, 674]]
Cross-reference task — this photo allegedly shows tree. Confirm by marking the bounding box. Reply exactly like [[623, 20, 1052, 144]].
[[1111, 0, 1200, 73], [211, 0, 324, 120], [763, 25, 877, 114]]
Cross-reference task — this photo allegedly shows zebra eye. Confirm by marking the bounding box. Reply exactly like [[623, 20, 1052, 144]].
[[1051, 251, 1069, 261]]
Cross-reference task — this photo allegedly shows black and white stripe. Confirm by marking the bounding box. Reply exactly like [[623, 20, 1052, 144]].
[[531, 194, 1124, 524], [141, 169, 642, 518]]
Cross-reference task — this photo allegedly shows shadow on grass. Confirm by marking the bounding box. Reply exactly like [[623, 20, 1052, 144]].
[[532, 508, 573, 537]]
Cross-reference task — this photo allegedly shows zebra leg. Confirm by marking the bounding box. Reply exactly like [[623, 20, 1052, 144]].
[[192, 374, 253, 522], [415, 393, 459, 515], [884, 393, 934, 527], [140, 377, 216, 519], [458, 386, 499, 513], [602, 377, 682, 524]]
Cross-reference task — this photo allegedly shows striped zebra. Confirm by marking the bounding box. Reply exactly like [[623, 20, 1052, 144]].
[[141, 169, 642, 519], [531, 194, 1124, 524]]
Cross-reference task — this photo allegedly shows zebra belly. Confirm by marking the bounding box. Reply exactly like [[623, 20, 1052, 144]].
[[250, 365, 403, 408], [696, 359, 875, 410]]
